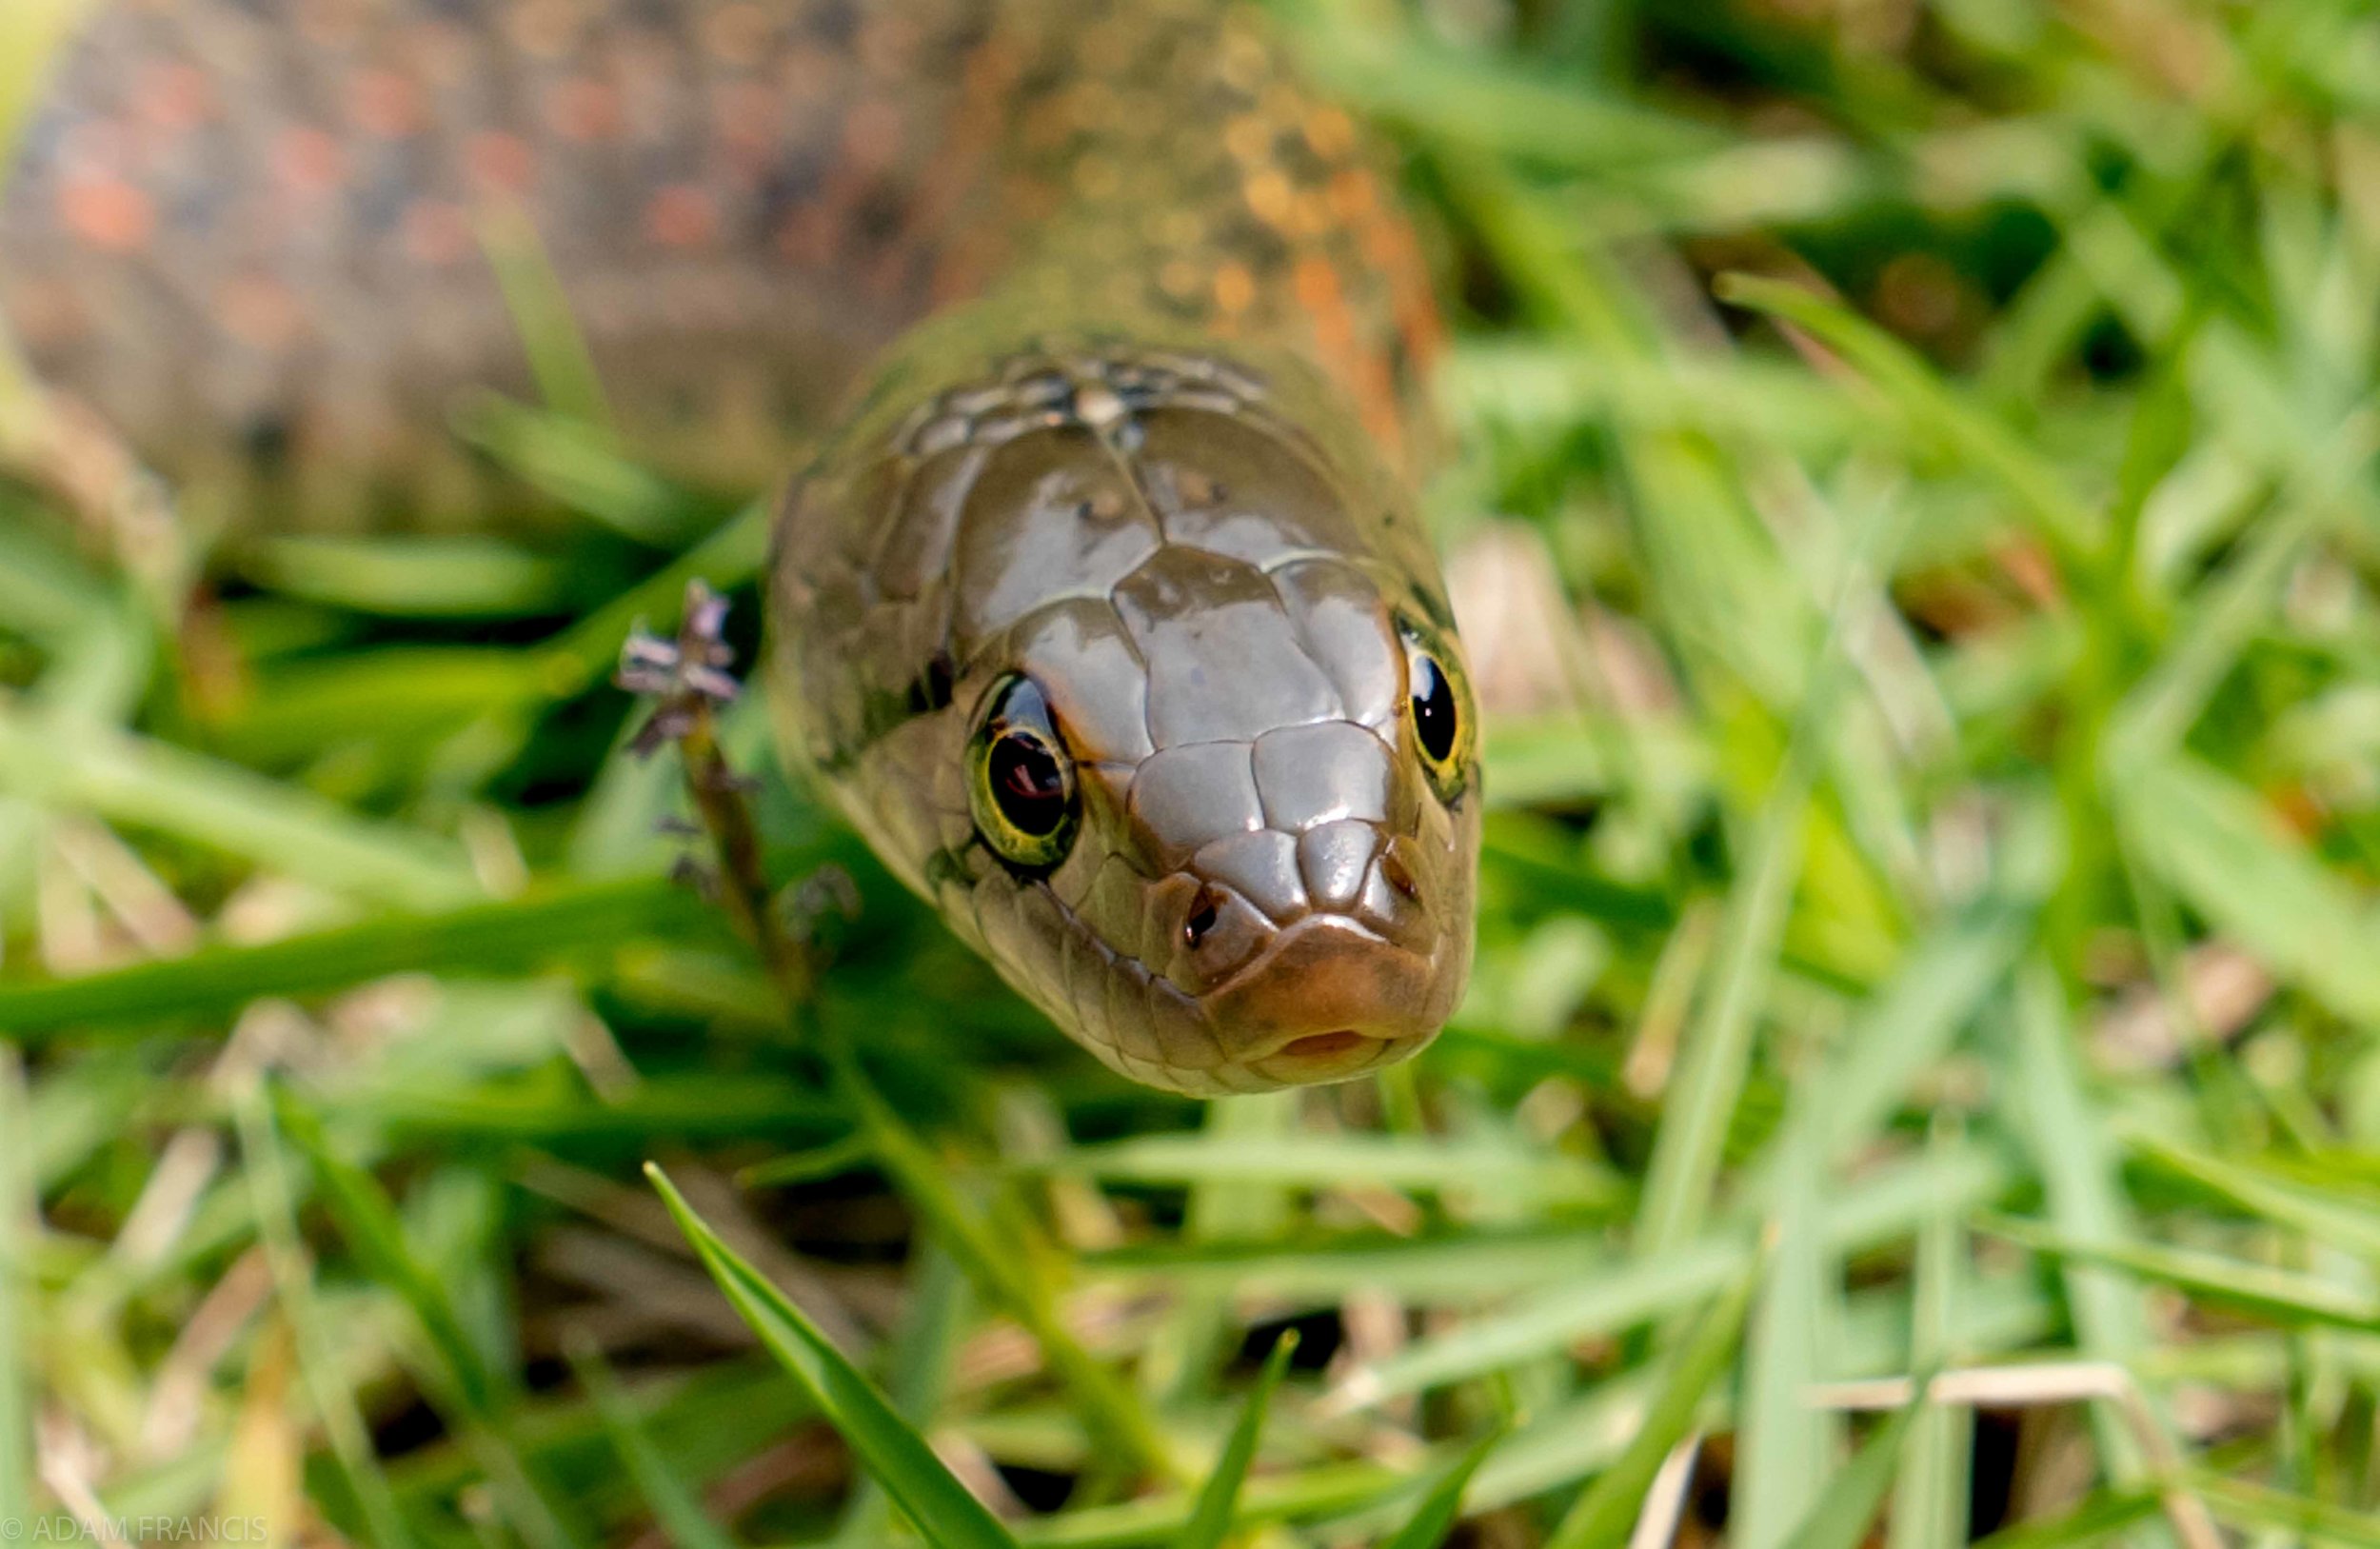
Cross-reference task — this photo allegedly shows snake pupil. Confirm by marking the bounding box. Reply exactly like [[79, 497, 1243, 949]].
[[989, 734, 1067, 835], [1412, 655, 1458, 765]]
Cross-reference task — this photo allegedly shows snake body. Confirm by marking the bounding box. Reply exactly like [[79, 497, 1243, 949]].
[[2, 0, 1480, 1094]]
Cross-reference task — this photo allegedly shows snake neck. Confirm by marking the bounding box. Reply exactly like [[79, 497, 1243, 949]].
[[943, 0, 1442, 480]]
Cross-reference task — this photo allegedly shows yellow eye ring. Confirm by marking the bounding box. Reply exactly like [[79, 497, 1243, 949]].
[[967, 673, 1081, 872], [1399, 616, 1475, 804]]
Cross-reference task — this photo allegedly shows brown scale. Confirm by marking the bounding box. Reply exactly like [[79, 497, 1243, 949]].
[[0, 0, 1440, 531]]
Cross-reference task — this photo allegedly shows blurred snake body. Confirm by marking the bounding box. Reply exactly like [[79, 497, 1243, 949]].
[[2, 0, 1480, 1094]]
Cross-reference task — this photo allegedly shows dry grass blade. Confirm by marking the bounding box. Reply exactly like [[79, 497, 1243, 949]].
[[1809, 1364, 2218, 1549]]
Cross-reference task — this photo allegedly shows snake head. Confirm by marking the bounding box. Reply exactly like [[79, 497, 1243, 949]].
[[771, 333, 1478, 1095]]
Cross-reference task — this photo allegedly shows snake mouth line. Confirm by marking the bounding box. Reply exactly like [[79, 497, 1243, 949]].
[[1249, 1026, 1416, 1083], [1279, 1030, 1371, 1061]]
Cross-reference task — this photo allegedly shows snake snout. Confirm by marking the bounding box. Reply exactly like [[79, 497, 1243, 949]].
[[1208, 916, 1444, 1082], [1154, 812, 1454, 1085]]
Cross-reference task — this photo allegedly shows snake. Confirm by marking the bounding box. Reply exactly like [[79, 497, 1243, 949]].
[[0, 0, 1481, 1096]]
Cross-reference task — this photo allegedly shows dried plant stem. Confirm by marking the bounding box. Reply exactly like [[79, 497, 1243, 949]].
[[619, 580, 812, 1010], [677, 699, 808, 1006]]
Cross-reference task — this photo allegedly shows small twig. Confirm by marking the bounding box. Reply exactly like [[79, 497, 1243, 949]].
[[618, 580, 811, 1007], [1807, 1360, 2222, 1549]]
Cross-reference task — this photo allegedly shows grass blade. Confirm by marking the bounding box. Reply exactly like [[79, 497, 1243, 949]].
[[1715, 272, 2097, 558], [1971, 1487, 2168, 1549], [1636, 467, 1907, 1257], [646, 1163, 1022, 1549], [276, 1092, 580, 1549], [1988, 1217, 2380, 1333], [829, 1244, 971, 1549], [1775, 1376, 1931, 1549], [0, 874, 721, 1037], [229, 1082, 419, 1549], [0, 0, 80, 139], [2192, 1473, 2380, 1544], [2001, 963, 2152, 1482], [1632, 762, 1809, 1258], [477, 200, 613, 430], [1340, 1142, 2008, 1403], [1179, 1329, 1299, 1549], [1890, 1119, 1973, 1549], [837, 1058, 1180, 1481], [1736, 1122, 1835, 1549], [452, 392, 697, 546], [2112, 753, 2380, 1025], [278, 1095, 506, 1416], [1805, 915, 2025, 1168], [568, 1340, 741, 1549], [1039, 1134, 1615, 1203], [0, 713, 479, 910], [2121, 1127, 2380, 1260], [1544, 1262, 1757, 1549], [0, 1044, 30, 1528], [1379, 1428, 1503, 1549], [244, 535, 567, 618]]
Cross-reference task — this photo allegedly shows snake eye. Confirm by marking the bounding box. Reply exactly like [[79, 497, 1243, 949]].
[[1400, 618, 1475, 804], [967, 674, 1080, 871]]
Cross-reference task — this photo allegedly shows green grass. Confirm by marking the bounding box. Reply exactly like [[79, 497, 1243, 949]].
[[7, 0, 2380, 1543]]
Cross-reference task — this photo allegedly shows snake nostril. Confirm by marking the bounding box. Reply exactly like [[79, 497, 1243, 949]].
[[1183, 887, 1222, 948], [1378, 849, 1420, 901]]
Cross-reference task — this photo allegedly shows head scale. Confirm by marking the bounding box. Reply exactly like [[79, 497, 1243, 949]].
[[770, 331, 1478, 1095]]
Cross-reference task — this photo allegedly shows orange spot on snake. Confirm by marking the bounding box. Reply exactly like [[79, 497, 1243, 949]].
[[219, 274, 306, 351], [1328, 167, 1378, 221], [465, 131, 536, 195], [715, 81, 781, 157], [273, 127, 347, 196], [1295, 252, 1407, 464], [400, 199, 473, 266], [58, 177, 155, 253], [1303, 105, 1358, 159], [1294, 254, 1351, 341], [546, 76, 623, 143], [646, 186, 721, 248], [1243, 168, 1295, 230], [1292, 191, 1335, 239], [842, 98, 906, 175], [350, 68, 426, 139], [135, 63, 214, 132], [775, 207, 834, 268], [1212, 261, 1256, 317]]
